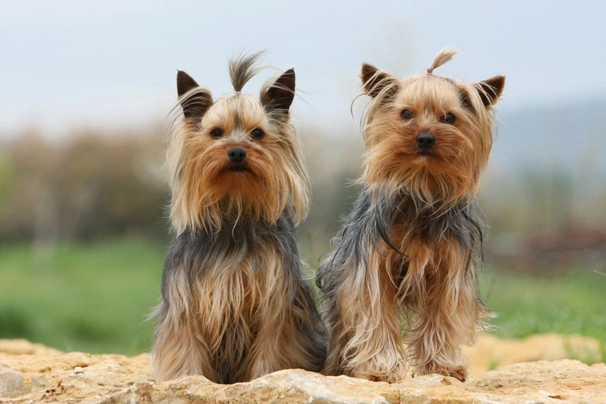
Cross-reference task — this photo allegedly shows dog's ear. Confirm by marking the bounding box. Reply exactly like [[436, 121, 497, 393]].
[[261, 68, 296, 115], [361, 63, 399, 100], [476, 75, 505, 107], [177, 70, 213, 119]]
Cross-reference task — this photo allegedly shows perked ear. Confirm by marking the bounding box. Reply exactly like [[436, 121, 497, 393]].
[[176, 70, 213, 119], [477, 75, 505, 107], [361, 63, 399, 99], [261, 68, 296, 114]]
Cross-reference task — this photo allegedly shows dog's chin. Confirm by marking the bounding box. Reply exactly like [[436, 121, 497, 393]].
[[226, 166, 249, 173]]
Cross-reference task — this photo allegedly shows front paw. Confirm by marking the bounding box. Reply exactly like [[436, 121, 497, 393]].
[[365, 373, 399, 383], [349, 359, 405, 384], [442, 365, 468, 382], [416, 363, 468, 382]]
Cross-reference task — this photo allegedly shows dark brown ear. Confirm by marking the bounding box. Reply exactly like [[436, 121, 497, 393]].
[[176, 70, 213, 119], [361, 63, 399, 99], [477, 75, 505, 107], [261, 68, 296, 114]]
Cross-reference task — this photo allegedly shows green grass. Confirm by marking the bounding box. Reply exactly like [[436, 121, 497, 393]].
[[0, 238, 166, 355], [0, 239, 604, 356], [480, 268, 606, 341]]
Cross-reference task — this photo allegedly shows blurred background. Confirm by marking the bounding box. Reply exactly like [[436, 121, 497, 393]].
[[0, 1, 604, 358]]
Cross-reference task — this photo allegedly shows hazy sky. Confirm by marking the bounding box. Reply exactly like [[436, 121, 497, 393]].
[[2, 0, 605, 137]]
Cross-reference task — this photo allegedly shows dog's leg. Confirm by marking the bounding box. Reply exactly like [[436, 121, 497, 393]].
[[324, 249, 406, 383], [406, 244, 482, 382], [151, 303, 216, 381]]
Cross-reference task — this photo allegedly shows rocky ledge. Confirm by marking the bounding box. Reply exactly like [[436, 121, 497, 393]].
[[0, 335, 604, 403]]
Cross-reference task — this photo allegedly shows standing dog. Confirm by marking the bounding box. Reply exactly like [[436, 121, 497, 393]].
[[152, 53, 326, 383], [317, 48, 505, 382]]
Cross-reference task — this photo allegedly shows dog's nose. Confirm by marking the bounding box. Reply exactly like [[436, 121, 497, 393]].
[[416, 132, 435, 149], [227, 147, 247, 163]]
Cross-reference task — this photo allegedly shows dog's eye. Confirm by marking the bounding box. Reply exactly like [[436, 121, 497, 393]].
[[250, 128, 265, 140], [441, 112, 456, 124], [401, 109, 414, 120], [209, 128, 224, 139]]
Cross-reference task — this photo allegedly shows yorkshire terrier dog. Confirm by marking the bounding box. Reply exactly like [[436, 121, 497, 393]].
[[151, 53, 326, 383], [317, 49, 505, 383]]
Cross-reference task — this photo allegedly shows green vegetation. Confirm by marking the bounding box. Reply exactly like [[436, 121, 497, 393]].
[[0, 239, 604, 356], [481, 268, 605, 341], [0, 238, 166, 355]]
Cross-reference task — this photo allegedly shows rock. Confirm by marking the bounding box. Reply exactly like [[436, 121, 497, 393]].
[[0, 339, 61, 356], [0, 366, 29, 398], [30, 374, 47, 392], [0, 335, 604, 403]]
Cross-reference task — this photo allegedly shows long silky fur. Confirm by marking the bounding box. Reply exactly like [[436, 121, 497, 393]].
[[167, 59, 309, 234], [427, 47, 458, 74], [317, 185, 489, 381], [152, 53, 326, 383], [316, 186, 405, 381], [229, 51, 264, 92], [318, 50, 504, 383], [153, 215, 326, 383]]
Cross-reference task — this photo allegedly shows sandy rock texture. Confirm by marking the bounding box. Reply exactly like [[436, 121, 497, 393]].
[[0, 335, 604, 403]]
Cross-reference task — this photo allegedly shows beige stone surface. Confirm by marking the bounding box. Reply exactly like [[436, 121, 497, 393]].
[[0, 335, 604, 403]]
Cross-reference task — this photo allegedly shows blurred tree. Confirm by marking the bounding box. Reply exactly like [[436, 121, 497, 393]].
[[0, 128, 168, 243]]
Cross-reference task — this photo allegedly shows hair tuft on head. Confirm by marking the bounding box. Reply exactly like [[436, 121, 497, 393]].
[[427, 47, 458, 75], [229, 51, 265, 92]]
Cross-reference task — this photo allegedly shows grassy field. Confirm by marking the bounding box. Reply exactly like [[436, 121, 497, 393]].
[[0, 238, 166, 355], [480, 267, 605, 340], [0, 238, 604, 356]]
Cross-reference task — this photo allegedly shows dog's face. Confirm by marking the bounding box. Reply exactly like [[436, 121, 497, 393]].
[[168, 68, 309, 231], [360, 64, 505, 202], [178, 85, 290, 203]]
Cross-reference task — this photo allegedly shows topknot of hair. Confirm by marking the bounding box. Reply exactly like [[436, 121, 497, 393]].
[[427, 47, 458, 75], [229, 51, 265, 92]]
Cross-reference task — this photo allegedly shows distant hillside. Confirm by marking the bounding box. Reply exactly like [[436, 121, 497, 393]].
[[492, 96, 606, 174]]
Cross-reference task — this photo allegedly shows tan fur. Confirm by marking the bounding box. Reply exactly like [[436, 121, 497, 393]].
[[325, 247, 406, 382], [152, 244, 321, 382], [153, 54, 325, 383], [427, 47, 458, 74], [319, 49, 505, 383], [362, 75, 496, 206], [168, 94, 309, 234]]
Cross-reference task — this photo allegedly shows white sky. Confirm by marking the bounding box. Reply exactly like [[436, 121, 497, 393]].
[[1, 0, 605, 137]]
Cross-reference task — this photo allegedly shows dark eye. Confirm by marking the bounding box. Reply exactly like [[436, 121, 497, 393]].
[[250, 128, 265, 140], [209, 128, 223, 139], [401, 109, 414, 120], [441, 112, 456, 124]]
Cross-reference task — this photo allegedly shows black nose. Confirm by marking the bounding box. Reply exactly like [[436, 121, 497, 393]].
[[416, 132, 435, 149], [227, 147, 247, 163]]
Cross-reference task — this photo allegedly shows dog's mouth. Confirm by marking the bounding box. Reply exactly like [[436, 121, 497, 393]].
[[227, 166, 248, 172], [226, 162, 250, 172], [417, 148, 435, 157]]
